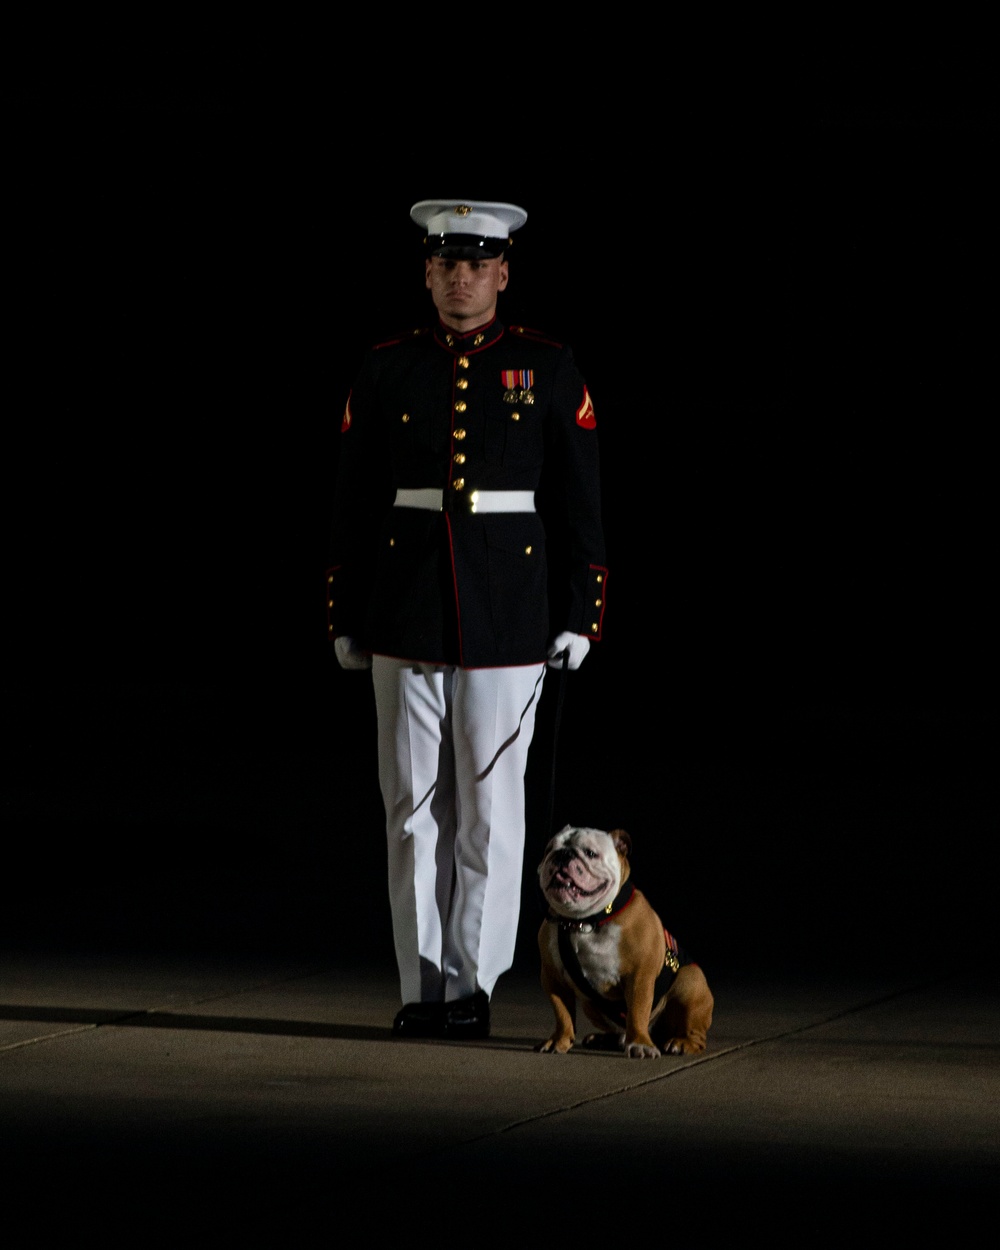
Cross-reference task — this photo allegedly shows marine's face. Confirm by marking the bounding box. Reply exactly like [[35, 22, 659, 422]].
[[425, 255, 508, 331]]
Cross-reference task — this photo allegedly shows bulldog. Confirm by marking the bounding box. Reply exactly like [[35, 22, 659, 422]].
[[536, 826, 714, 1058]]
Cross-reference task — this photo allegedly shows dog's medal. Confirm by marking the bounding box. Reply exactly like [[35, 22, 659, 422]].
[[664, 928, 681, 972]]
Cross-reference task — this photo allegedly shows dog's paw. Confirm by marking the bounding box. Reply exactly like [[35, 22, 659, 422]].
[[535, 1036, 574, 1054], [625, 1041, 661, 1059], [661, 1037, 706, 1055]]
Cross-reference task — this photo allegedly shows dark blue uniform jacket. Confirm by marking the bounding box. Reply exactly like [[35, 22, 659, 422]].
[[327, 315, 608, 669]]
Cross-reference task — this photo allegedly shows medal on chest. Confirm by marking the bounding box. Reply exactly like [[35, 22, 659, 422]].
[[502, 369, 535, 405]]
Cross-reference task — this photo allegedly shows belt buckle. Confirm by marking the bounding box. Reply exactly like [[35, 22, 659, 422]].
[[443, 487, 476, 514]]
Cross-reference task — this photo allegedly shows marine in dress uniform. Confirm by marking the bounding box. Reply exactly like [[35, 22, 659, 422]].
[[327, 200, 608, 1038]]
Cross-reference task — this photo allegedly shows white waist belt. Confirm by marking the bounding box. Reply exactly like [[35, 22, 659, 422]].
[[393, 488, 535, 514]]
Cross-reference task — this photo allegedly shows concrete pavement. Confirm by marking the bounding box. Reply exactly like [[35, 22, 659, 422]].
[[2, 946, 995, 1241]]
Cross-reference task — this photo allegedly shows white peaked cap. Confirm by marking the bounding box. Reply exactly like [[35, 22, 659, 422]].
[[410, 199, 528, 254]]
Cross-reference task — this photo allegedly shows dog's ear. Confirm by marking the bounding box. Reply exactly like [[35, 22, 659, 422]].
[[609, 829, 632, 858]]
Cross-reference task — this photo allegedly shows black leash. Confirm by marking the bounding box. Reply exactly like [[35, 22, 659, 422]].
[[545, 650, 570, 839]]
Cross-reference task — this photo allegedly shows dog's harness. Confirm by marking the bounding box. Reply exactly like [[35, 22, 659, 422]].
[[545, 882, 688, 1027]]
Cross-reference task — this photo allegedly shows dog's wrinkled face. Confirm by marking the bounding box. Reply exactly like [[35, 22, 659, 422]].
[[538, 825, 629, 918]]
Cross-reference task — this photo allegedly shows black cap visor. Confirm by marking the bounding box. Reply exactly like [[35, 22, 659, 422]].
[[426, 233, 509, 259]]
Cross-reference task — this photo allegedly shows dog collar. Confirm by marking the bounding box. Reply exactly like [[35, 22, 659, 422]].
[[547, 880, 636, 932]]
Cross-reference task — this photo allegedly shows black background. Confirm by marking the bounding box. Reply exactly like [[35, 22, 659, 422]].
[[6, 76, 996, 980]]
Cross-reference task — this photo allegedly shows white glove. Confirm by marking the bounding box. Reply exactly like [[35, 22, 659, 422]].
[[334, 635, 372, 671], [547, 632, 590, 671]]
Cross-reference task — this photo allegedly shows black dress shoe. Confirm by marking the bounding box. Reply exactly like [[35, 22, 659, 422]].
[[392, 1000, 446, 1037], [443, 990, 490, 1040]]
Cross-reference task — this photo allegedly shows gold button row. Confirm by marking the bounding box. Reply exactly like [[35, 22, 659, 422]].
[[591, 572, 605, 633]]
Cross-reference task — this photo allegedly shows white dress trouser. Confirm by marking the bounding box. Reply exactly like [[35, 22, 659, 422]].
[[372, 658, 546, 1004]]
